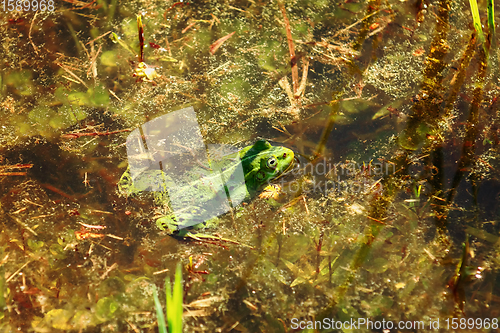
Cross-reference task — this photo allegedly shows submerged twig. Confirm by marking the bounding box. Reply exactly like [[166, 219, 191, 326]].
[[57, 62, 88, 88], [85, 31, 112, 45], [210, 31, 235, 55], [28, 12, 39, 55], [61, 128, 131, 139], [6, 260, 33, 283], [182, 21, 196, 34], [295, 58, 309, 98], [333, 10, 380, 38], [278, 0, 298, 95], [86, 43, 102, 79], [7, 214, 38, 236], [0, 163, 33, 176]]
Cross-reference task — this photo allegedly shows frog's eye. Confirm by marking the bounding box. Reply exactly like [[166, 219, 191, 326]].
[[267, 157, 277, 170], [256, 171, 266, 181]]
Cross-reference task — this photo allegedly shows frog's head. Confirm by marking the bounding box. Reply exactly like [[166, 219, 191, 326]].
[[241, 140, 295, 193]]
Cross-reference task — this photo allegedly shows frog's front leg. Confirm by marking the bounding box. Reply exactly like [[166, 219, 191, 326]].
[[156, 214, 217, 235], [156, 214, 188, 235]]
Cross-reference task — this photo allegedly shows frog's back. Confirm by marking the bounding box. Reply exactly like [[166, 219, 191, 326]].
[[119, 139, 294, 232]]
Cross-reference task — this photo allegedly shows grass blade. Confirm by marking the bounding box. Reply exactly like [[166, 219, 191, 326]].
[[488, 0, 496, 37], [153, 287, 168, 333], [166, 263, 183, 333], [469, 0, 487, 53]]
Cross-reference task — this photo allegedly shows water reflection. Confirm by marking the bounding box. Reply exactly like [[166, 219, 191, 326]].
[[124, 106, 246, 229]]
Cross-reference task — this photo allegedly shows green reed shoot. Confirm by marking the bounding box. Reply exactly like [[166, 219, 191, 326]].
[[469, 0, 487, 53], [153, 263, 183, 333], [165, 263, 183, 333], [488, 0, 495, 37], [153, 287, 168, 333]]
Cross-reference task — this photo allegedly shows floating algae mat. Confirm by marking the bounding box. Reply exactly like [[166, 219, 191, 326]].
[[1, 0, 500, 332]]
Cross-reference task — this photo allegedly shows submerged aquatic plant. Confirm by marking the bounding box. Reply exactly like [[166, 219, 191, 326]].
[[469, 0, 496, 53]]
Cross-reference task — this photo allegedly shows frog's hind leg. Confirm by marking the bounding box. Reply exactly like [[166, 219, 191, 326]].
[[164, 226, 254, 248], [181, 232, 254, 248], [157, 216, 253, 248]]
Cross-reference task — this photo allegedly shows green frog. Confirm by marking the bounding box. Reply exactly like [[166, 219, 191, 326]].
[[118, 139, 295, 238]]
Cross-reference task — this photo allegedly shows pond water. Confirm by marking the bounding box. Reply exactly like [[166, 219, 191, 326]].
[[1, 0, 500, 332]]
